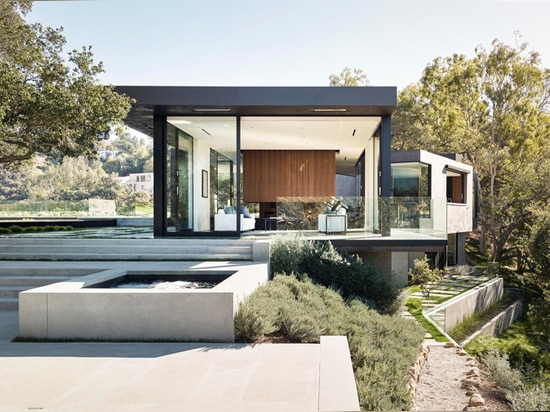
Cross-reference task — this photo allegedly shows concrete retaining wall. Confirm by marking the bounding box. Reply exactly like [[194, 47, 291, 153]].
[[435, 278, 504, 332], [462, 300, 524, 346]]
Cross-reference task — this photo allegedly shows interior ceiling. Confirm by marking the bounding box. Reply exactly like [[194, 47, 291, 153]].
[[169, 116, 381, 174]]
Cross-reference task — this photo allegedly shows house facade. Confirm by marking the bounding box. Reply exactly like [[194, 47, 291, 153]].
[[391, 150, 475, 268], [120, 172, 154, 195], [115, 86, 474, 285]]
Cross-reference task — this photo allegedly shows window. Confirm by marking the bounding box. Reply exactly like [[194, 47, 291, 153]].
[[446, 170, 465, 203], [391, 163, 430, 197]]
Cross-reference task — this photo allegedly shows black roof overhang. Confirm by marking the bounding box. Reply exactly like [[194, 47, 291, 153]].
[[114, 86, 398, 136]]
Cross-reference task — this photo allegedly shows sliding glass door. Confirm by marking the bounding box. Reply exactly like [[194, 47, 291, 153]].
[[166, 123, 193, 232], [165, 117, 237, 235]]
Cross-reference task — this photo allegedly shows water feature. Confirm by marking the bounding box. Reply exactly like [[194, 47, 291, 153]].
[[84, 273, 228, 289]]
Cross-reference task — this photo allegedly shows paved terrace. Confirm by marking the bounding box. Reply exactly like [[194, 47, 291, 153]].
[[0, 258, 360, 411]]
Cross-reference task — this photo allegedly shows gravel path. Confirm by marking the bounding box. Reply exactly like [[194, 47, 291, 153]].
[[415, 343, 511, 411]]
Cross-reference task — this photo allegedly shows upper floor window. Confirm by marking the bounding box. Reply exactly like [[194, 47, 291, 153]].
[[391, 162, 430, 198], [446, 169, 465, 203]]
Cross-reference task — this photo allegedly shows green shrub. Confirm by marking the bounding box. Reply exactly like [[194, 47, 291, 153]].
[[8, 225, 25, 233], [481, 349, 550, 411], [235, 275, 425, 410], [269, 234, 314, 276], [0, 227, 12, 234], [409, 256, 443, 298], [508, 384, 550, 411], [482, 349, 524, 393], [269, 235, 400, 314]]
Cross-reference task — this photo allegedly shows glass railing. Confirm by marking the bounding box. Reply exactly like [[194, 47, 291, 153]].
[[273, 196, 448, 239]]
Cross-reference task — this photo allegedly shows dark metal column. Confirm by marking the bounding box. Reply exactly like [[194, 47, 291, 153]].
[[153, 115, 166, 237], [380, 115, 392, 197], [235, 116, 241, 235], [379, 115, 392, 236]]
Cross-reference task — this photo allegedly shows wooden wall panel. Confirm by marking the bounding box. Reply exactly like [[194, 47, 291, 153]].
[[243, 150, 335, 203]]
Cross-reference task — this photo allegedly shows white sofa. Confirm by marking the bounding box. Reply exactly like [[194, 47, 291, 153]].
[[214, 211, 255, 232]]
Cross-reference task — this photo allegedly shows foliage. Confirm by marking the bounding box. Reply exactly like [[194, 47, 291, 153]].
[[329, 67, 369, 86], [0, 225, 72, 234], [23, 156, 122, 202], [235, 275, 425, 410], [0, 1, 132, 165], [465, 321, 550, 389], [392, 35, 550, 263], [99, 132, 153, 176], [527, 290, 550, 344], [408, 256, 443, 298], [528, 213, 550, 275], [269, 234, 401, 314], [405, 297, 448, 342], [480, 349, 550, 411], [0, 164, 32, 201]]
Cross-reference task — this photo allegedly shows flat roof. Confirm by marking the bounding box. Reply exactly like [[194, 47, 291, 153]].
[[115, 86, 397, 136]]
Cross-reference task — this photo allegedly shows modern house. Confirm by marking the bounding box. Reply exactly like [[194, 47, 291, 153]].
[[391, 150, 475, 268], [120, 172, 154, 195], [115, 86, 474, 285]]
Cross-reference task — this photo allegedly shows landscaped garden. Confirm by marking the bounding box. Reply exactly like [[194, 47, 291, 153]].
[[235, 235, 425, 411]]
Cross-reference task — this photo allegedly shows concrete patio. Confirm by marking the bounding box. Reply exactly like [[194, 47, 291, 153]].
[[0, 260, 360, 412]]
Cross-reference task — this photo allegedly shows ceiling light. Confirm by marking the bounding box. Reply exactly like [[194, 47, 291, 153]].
[[311, 108, 348, 112], [192, 108, 231, 112]]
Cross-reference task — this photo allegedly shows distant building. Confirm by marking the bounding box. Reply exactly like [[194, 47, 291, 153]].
[[120, 172, 153, 195], [98, 150, 119, 161]]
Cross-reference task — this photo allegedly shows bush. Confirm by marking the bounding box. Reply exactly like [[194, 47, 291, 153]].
[[0, 225, 73, 235], [529, 216, 550, 275], [409, 256, 444, 298], [235, 275, 425, 410], [269, 235, 401, 314], [481, 349, 550, 411]]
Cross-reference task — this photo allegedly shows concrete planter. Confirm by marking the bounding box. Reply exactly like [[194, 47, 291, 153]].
[[19, 262, 268, 342]]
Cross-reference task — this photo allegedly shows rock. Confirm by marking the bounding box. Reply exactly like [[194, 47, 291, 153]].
[[465, 387, 477, 396], [461, 377, 480, 388], [466, 367, 480, 377], [457, 349, 469, 356], [469, 393, 485, 407], [445, 342, 457, 348]]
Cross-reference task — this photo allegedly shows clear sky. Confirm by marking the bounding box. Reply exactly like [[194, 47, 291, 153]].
[[27, 0, 550, 91]]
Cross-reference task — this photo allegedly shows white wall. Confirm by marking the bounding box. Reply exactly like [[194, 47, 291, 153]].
[[417, 151, 474, 235], [194, 139, 211, 231]]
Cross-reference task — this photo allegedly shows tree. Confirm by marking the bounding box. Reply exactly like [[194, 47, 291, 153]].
[[100, 132, 153, 176], [0, 0, 132, 165], [24, 156, 123, 202], [392, 36, 550, 263], [528, 212, 550, 276], [329, 67, 369, 86], [409, 256, 444, 298]]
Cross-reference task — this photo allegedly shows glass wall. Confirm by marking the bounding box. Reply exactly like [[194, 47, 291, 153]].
[[167, 117, 237, 235], [166, 123, 193, 232]]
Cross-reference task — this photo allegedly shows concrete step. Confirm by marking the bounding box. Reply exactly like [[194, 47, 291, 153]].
[[0, 268, 100, 277], [0, 252, 253, 261], [0, 275, 74, 287], [0, 238, 255, 261], [0, 286, 24, 299], [0, 298, 17, 311]]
